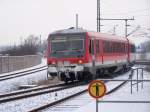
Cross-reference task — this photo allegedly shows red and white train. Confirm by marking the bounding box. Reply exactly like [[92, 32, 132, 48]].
[[47, 28, 135, 83]]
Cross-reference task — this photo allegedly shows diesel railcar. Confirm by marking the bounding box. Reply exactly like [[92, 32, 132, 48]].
[[47, 28, 135, 83]]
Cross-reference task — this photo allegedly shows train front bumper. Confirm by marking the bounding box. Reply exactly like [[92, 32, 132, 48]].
[[47, 65, 84, 77]]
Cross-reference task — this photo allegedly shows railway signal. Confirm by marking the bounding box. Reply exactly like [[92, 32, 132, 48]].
[[88, 80, 106, 99], [88, 80, 106, 112]]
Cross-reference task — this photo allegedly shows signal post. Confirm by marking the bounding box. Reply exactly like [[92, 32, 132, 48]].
[[88, 80, 107, 112]]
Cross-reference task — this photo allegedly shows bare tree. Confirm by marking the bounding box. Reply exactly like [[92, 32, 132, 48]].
[[0, 35, 42, 56]]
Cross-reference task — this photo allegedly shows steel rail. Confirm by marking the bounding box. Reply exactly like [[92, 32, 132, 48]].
[[0, 82, 85, 104], [0, 65, 47, 78], [28, 76, 130, 112], [0, 66, 47, 81], [0, 82, 65, 98]]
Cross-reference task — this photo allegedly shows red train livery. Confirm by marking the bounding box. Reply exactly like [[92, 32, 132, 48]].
[[47, 28, 135, 83]]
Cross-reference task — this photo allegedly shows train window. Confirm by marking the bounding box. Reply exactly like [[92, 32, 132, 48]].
[[96, 40, 100, 54], [121, 44, 123, 52], [114, 42, 118, 53], [89, 39, 94, 54], [117, 43, 120, 53], [103, 41, 106, 53], [104, 41, 127, 53], [123, 43, 125, 53], [131, 44, 135, 53], [110, 42, 112, 53], [104, 41, 111, 53], [112, 42, 115, 53], [118, 43, 125, 53], [124, 44, 126, 52], [121, 44, 123, 53], [118, 43, 120, 52]]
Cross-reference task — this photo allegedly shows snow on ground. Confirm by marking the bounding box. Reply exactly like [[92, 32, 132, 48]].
[[0, 68, 149, 112], [0, 62, 149, 112], [0, 58, 47, 94], [76, 70, 150, 112], [0, 71, 131, 112], [0, 85, 87, 112], [43, 71, 131, 112]]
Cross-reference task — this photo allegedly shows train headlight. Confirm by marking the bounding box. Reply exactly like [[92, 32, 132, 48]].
[[51, 61, 56, 65], [78, 60, 83, 64]]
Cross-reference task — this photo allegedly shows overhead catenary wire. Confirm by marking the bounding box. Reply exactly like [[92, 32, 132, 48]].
[[98, 0, 149, 37]]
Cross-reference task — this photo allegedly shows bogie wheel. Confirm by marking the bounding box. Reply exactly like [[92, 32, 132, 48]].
[[65, 78, 69, 84], [83, 71, 93, 82], [77, 72, 84, 82], [47, 71, 54, 80]]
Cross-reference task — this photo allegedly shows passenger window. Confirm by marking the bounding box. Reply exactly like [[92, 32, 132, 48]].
[[96, 40, 100, 54]]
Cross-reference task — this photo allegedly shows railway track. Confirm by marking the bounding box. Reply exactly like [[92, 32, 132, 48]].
[[0, 70, 132, 112], [0, 81, 84, 104], [0, 65, 47, 81], [29, 74, 132, 112]]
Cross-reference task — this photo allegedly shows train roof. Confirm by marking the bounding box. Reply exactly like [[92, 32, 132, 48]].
[[49, 27, 128, 42], [50, 27, 87, 35], [87, 31, 128, 42]]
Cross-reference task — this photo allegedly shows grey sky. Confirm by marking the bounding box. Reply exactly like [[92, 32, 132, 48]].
[[0, 0, 150, 46]]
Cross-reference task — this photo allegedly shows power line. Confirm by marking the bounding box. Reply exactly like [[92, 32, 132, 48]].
[[100, 17, 134, 37]]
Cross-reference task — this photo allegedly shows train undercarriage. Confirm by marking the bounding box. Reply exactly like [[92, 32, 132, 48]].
[[47, 63, 130, 83]]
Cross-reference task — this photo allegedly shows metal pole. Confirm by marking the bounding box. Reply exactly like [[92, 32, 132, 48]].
[[130, 70, 133, 94], [113, 26, 116, 35], [96, 99, 98, 112], [76, 14, 78, 29], [99, 0, 101, 32], [131, 79, 132, 94], [8, 56, 9, 72], [40, 35, 42, 53], [0, 57, 2, 74], [141, 69, 143, 89], [97, 0, 98, 32], [137, 69, 138, 92], [97, 0, 100, 32], [125, 20, 127, 37]]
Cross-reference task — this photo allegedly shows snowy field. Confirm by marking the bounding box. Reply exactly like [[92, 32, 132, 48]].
[[0, 58, 47, 94]]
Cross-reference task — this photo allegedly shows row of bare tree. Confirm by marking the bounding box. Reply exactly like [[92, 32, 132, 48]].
[[0, 35, 47, 56]]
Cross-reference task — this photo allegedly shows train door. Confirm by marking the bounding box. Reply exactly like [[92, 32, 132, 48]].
[[89, 38, 96, 76], [95, 39, 101, 64]]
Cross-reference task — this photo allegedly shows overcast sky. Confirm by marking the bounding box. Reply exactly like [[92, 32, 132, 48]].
[[0, 0, 150, 46]]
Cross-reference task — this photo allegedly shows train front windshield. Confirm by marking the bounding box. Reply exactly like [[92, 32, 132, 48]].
[[50, 35, 85, 58]]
